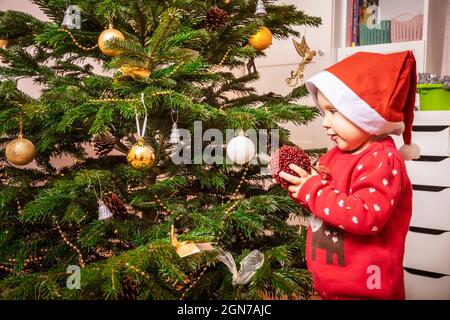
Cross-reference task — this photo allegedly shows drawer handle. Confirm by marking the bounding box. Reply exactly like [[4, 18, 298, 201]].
[[409, 226, 448, 235], [412, 125, 449, 132], [404, 267, 448, 279], [413, 185, 449, 192], [413, 155, 448, 162]]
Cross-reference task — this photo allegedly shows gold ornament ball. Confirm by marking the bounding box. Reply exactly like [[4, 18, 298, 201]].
[[5, 135, 36, 166], [127, 138, 155, 169], [98, 24, 125, 56], [249, 27, 272, 51], [0, 39, 8, 49], [0, 39, 8, 63]]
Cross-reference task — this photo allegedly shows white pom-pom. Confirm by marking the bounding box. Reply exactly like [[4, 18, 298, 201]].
[[399, 143, 420, 161]]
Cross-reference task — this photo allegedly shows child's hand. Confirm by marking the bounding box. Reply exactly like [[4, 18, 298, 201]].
[[267, 163, 278, 184], [279, 164, 318, 198]]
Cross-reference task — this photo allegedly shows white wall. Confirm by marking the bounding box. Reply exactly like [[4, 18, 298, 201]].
[[379, 0, 424, 20], [0, 0, 50, 21], [442, 0, 450, 75], [249, 0, 334, 150], [0, 0, 50, 98]]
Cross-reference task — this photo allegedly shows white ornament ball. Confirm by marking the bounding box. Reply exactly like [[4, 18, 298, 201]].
[[226, 135, 256, 164]]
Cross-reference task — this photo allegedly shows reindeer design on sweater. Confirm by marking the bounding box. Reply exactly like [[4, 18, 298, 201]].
[[310, 216, 345, 266]]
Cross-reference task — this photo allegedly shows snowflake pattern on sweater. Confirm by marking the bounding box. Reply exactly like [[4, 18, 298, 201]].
[[292, 137, 412, 299]]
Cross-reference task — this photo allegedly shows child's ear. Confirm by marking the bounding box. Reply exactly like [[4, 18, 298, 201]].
[[316, 89, 322, 101]]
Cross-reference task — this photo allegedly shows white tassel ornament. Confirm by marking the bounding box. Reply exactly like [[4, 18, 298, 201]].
[[98, 200, 113, 221], [255, 0, 267, 17], [169, 123, 180, 144]]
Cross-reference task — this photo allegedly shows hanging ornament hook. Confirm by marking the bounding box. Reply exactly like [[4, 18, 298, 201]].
[[97, 173, 103, 199], [91, 173, 113, 221], [89, 173, 103, 202], [170, 95, 178, 124], [18, 115, 23, 138], [169, 95, 181, 144], [134, 93, 148, 140]]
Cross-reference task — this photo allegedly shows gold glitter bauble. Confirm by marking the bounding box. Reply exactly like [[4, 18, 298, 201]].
[[5, 135, 36, 166], [127, 138, 155, 169], [98, 24, 125, 56], [249, 27, 272, 51]]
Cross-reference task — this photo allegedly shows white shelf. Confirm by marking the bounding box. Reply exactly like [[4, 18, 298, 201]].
[[413, 110, 450, 122], [332, 0, 446, 74]]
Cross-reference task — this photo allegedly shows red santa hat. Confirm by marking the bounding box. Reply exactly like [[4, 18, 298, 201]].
[[305, 50, 420, 160]]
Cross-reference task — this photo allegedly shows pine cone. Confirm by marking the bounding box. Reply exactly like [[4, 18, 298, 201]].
[[103, 194, 129, 219], [119, 275, 139, 300], [205, 6, 228, 31], [93, 134, 116, 156]]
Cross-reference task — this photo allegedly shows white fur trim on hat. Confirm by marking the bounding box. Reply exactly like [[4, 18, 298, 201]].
[[305, 71, 405, 136]]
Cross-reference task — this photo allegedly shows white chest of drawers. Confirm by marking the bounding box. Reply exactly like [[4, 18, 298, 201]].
[[392, 111, 450, 300]]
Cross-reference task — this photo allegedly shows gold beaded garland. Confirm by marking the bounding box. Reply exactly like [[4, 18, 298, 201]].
[[152, 165, 249, 299], [58, 28, 98, 51], [54, 219, 85, 268], [88, 91, 172, 104]]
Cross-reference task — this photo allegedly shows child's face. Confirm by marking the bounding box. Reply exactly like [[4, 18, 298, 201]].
[[317, 90, 373, 153]]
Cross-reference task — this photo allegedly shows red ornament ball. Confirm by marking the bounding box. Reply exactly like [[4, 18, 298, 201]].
[[270, 146, 312, 188]]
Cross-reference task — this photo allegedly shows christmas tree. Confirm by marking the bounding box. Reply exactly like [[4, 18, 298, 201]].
[[0, 0, 322, 299]]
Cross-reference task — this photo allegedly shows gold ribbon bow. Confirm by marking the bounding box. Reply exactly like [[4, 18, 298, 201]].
[[119, 65, 151, 81], [171, 225, 214, 258]]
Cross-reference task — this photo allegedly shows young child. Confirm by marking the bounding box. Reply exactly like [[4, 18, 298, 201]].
[[278, 51, 419, 299]]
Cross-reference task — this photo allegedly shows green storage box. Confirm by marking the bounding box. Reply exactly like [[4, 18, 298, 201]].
[[417, 84, 450, 111], [359, 20, 391, 46]]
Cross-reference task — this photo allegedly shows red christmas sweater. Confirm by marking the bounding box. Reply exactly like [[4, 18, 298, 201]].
[[294, 136, 412, 299]]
